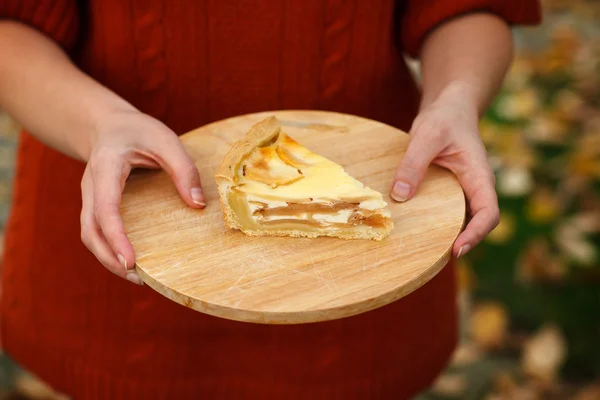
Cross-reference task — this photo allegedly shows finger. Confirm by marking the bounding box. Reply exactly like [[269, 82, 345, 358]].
[[391, 125, 443, 202], [81, 167, 142, 285], [454, 206, 499, 257], [453, 163, 499, 257], [150, 134, 205, 208], [82, 219, 143, 285], [90, 150, 137, 272]]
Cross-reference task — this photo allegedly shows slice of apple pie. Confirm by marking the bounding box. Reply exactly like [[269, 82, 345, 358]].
[[215, 116, 393, 240]]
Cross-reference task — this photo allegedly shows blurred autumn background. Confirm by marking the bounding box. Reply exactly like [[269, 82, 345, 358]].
[[0, 1, 599, 399]]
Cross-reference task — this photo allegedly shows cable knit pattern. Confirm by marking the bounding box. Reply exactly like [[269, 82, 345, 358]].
[[130, 0, 168, 120], [319, 0, 355, 108], [0, 0, 79, 50], [0, 1, 541, 398]]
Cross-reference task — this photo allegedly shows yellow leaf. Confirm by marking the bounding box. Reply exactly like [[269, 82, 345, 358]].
[[487, 212, 516, 244], [516, 238, 567, 283], [525, 113, 568, 144], [496, 89, 540, 120], [469, 302, 509, 350], [526, 189, 561, 224], [504, 57, 534, 90], [553, 90, 585, 122], [568, 156, 600, 179], [522, 324, 567, 387]]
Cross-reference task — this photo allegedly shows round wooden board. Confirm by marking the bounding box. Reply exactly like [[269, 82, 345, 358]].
[[121, 110, 465, 324]]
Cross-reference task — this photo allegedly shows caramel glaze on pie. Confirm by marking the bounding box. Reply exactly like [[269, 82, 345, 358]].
[[215, 117, 394, 240]]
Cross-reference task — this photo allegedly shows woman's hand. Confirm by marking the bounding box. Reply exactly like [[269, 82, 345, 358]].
[[80, 110, 205, 285], [390, 83, 500, 258]]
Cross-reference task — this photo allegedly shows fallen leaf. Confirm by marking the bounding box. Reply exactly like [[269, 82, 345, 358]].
[[490, 372, 543, 400], [496, 89, 540, 120], [522, 324, 567, 386], [525, 113, 568, 144], [556, 219, 598, 266], [430, 373, 466, 397], [497, 167, 534, 197], [526, 188, 562, 224], [487, 212, 517, 244], [517, 238, 568, 283], [470, 302, 509, 350], [450, 342, 482, 366]]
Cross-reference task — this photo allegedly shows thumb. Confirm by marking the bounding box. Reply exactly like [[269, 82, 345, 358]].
[[391, 133, 439, 202], [153, 136, 206, 208]]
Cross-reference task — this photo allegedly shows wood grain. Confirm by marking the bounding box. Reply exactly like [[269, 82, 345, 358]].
[[121, 110, 466, 324]]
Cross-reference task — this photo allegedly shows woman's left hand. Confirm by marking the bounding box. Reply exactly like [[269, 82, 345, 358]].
[[390, 83, 500, 258]]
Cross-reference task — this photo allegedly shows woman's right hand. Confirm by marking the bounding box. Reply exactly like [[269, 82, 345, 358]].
[[80, 110, 206, 285], [0, 20, 203, 285]]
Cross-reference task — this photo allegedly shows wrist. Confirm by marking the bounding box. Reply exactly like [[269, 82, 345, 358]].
[[84, 103, 138, 160], [428, 81, 480, 114]]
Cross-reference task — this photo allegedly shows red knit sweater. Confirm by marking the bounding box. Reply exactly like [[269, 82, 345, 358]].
[[0, 1, 540, 398]]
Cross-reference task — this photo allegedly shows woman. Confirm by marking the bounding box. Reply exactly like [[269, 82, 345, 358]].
[[0, 1, 540, 398]]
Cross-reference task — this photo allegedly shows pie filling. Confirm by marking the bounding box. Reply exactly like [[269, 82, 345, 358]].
[[228, 191, 391, 232]]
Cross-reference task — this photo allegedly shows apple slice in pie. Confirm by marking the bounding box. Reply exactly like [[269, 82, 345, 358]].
[[215, 117, 393, 240]]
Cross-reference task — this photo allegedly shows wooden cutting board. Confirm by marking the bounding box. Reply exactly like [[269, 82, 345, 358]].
[[121, 110, 465, 324]]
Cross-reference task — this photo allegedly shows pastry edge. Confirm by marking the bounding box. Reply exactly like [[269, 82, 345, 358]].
[[215, 116, 283, 233], [215, 116, 282, 184], [229, 225, 392, 241]]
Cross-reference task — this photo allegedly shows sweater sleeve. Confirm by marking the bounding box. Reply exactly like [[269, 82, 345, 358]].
[[400, 0, 542, 58], [0, 0, 80, 52]]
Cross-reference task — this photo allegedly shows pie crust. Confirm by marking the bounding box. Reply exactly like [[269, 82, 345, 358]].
[[215, 117, 393, 240]]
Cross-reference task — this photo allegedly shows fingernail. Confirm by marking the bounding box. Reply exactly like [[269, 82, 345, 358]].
[[391, 181, 411, 202], [191, 187, 206, 207], [126, 271, 144, 286], [457, 244, 471, 258], [117, 254, 128, 270]]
